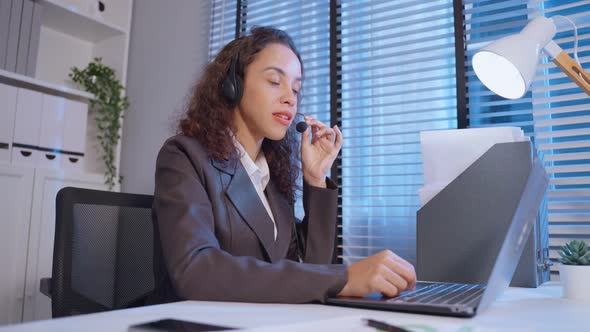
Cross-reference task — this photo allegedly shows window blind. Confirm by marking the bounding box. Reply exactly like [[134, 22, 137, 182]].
[[209, 0, 238, 60], [338, 0, 457, 265], [240, 0, 331, 125], [463, 0, 590, 279]]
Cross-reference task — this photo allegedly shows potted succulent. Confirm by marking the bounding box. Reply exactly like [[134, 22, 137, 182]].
[[559, 239, 590, 301]]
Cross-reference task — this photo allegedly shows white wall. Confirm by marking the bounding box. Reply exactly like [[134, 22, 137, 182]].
[[120, 0, 210, 194]]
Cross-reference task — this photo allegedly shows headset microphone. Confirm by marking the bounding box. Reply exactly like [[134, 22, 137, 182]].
[[294, 112, 308, 133], [296, 121, 308, 133]]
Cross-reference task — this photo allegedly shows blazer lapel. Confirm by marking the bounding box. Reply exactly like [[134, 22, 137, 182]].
[[265, 180, 293, 262], [219, 159, 276, 260]]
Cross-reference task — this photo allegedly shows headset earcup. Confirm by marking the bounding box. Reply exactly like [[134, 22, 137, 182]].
[[221, 75, 237, 103], [221, 53, 242, 105], [233, 74, 243, 104]]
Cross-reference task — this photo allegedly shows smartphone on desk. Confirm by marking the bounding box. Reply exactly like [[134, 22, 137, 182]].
[[128, 318, 239, 332]]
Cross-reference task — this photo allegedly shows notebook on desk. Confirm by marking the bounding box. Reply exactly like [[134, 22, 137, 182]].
[[326, 158, 549, 318]]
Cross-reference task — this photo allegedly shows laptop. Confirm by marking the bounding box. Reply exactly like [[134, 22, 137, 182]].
[[326, 158, 549, 318]]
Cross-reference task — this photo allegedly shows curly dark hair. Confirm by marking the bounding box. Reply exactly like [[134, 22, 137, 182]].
[[178, 26, 304, 204]]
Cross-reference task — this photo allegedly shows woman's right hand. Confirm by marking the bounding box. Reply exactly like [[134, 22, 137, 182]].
[[337, 250, 416, 298]]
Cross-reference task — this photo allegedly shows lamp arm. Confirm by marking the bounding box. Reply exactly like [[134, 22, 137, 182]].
[[552, 50, 590, 96]]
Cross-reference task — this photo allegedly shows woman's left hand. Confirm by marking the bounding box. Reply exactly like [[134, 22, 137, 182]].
[[300, 116, 343, 188]]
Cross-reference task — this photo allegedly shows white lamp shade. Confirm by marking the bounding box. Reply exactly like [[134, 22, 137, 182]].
[[472, 16, 557, 99]]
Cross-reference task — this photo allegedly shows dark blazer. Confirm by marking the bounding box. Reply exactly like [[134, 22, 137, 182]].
[[150, 135, 347, 304]]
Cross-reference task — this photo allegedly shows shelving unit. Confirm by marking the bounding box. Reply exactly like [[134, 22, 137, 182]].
[[0, 68, 93, 101], [39, 0, 126, 43], [0, 0, 134, 324], [3, 0, 133, 176]]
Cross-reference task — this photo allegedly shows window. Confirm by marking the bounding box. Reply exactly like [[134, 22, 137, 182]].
[[209, 0, 238, 60], [463, 0, 590, 279], [338, 0, 457, 264], [209, 1, 590, 274], [209, 0, 457, 265]]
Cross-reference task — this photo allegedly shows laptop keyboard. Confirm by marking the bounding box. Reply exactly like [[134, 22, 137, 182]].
[[388, 282, 486, 306]]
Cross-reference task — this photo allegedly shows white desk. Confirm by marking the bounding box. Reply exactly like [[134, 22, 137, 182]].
[[0, 282, 586, 332]]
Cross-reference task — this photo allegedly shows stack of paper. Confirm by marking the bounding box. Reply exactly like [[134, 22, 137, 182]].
[[419, 127, 528, 206]]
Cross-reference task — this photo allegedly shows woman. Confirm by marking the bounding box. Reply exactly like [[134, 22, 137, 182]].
[[151, 26, 416, 304]]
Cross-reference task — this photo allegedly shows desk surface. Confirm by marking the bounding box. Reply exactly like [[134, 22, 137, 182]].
[[1, 282, 586, 332]]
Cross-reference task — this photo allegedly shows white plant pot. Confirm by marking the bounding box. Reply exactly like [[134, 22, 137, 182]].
[[559, 264, 590, 302]]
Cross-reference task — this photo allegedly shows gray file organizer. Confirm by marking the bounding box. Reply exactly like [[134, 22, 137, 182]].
[[26, 0, 43, 77], [16, 0, 33, 75], [416, 141, 550, 288], [0, 0, 12, 69], [6, 0, 23, 73]]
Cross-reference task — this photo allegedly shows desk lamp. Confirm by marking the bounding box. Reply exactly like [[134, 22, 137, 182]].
[[473, 16, 590, 99]]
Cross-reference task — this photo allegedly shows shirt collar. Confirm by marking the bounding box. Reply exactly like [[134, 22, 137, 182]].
[[232, 136, 270, 190]]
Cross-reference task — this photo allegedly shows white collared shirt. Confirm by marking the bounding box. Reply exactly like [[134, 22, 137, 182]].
[[233, 138, 277, 240]]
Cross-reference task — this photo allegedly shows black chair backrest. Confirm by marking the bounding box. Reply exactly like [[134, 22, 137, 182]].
[[52, 187, 154, 318]]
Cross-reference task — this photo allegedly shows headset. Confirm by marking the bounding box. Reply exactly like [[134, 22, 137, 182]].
[[221, 52, 243, 106]]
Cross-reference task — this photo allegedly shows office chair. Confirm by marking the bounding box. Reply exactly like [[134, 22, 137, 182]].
[[40, 187, 155, 318]]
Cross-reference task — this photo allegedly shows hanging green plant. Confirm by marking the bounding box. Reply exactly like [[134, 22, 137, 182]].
[[69, 57, 129, 190]]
